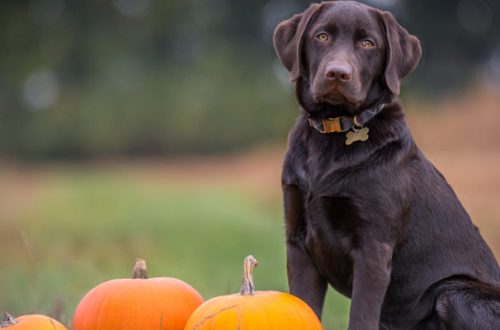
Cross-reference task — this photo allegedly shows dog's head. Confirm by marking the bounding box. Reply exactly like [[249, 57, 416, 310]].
[[273, 1, 421, 114]]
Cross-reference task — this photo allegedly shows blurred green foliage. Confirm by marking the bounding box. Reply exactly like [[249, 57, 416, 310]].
[[0, 167, 350, 329], [0, 0, 499, 159]]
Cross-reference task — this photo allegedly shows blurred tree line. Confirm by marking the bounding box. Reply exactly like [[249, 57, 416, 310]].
[[0, 0, 499, 160]]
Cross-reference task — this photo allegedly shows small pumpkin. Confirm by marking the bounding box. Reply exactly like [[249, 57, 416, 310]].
[[72, 258, 203, 330], [1, 312, 67, 330], [184, 255, 323, 330]]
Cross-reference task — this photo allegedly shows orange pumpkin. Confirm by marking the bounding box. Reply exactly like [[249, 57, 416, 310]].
[[184, 256, 323, 330], [0, 312, 67, 330], [72, 258, 203, 330]]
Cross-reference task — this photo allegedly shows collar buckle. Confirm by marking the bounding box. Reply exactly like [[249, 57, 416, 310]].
[[308, 103, 386, 135], [309, 117, 345, 133]]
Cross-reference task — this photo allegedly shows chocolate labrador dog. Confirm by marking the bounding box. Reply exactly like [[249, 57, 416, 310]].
[[273, 1, 500, 329]]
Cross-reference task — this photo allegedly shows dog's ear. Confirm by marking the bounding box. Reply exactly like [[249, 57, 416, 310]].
[[380, 11, 422, 95], [273, 3, 324, 82]]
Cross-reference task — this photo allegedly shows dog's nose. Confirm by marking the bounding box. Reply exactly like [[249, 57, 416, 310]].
[[325, 64, 352, 82]]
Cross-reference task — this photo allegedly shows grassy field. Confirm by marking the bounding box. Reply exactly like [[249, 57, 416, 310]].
[[1, 88, 499, 329], [0, 161, 350, 329]]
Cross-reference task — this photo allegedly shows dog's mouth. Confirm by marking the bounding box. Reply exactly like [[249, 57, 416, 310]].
[[313, 87, 364, 109]]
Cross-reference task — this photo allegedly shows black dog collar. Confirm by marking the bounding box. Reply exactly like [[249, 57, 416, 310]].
[[308, 103, 386, 134]]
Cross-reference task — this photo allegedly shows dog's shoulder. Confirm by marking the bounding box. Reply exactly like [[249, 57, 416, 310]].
[[282, 115, 310, 188]]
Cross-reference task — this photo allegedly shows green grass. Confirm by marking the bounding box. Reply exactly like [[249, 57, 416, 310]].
[[0, 166, 349, 329]]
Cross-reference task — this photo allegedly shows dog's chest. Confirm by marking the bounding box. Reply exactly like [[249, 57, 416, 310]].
[[286, 142, 368, 296], [301, 175, 360, 296]]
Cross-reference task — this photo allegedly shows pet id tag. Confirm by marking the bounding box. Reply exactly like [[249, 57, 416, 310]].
[[345, 127, 369, 145]]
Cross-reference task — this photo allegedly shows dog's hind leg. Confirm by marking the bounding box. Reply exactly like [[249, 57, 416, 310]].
[[435, 279, 500, 330]]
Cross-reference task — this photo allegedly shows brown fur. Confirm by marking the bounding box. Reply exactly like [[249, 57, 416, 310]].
[[274, 1, 500, 329]]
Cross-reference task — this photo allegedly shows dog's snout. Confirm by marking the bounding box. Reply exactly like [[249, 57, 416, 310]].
[[325, 63, 352, 82]]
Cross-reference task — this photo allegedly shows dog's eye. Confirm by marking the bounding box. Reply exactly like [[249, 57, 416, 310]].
[[360, 39, 375, 48], [315, 32, 329, 42]]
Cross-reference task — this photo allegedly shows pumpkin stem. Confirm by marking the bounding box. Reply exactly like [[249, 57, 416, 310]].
[[1, 313, 17, 327], [132, 258, 148, 279], [240, 255, 258, 296]]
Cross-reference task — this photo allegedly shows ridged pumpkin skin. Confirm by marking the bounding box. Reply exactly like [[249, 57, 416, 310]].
[[184, 291, 323, 330], [184, 256, 323, 330], [72, 260, 203, 330], [1, 314, 67, 330]]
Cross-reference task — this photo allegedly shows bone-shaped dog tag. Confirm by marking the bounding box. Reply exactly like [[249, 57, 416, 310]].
[[345, 127, 369, 145]]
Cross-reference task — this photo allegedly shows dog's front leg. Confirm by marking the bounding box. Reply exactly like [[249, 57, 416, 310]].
[[287, 238, 328, 319], [284, 184, 328, 319], [348, 241, 393, 330]]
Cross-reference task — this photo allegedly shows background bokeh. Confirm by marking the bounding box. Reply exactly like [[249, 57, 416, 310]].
[[1, 0, 499, 329]]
